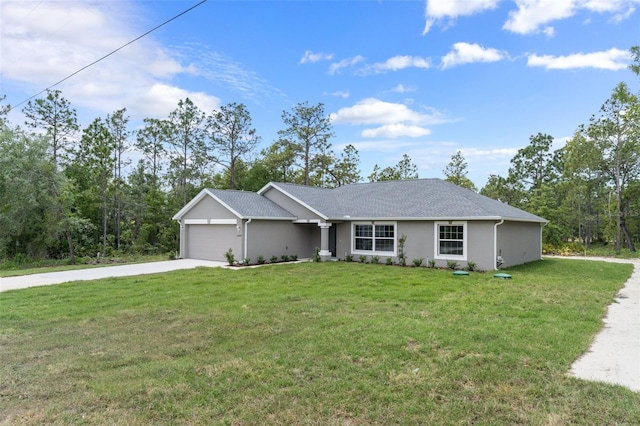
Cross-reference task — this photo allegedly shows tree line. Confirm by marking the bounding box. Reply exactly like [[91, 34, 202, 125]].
[[0, 46, 638, 262]]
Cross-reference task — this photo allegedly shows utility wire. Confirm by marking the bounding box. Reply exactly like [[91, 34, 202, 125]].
[[9, 0, 208, 112]]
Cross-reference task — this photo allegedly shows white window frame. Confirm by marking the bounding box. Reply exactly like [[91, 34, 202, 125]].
[[351, 221, 397, 256], [434, 221, 467, 261]]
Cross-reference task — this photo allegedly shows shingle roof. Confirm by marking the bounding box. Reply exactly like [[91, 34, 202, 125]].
[[207, 188, 296, 219], [267, 179, 546, 222]]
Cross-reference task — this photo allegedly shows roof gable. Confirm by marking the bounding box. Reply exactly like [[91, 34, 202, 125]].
[[173, 188, 296, 220]]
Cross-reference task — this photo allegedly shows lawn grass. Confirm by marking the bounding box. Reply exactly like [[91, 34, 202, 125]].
[[1, 259, 638, 424]]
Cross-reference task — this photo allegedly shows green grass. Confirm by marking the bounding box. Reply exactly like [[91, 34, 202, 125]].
[[1, 259, 639, 424], [0, 254, 168, 277]]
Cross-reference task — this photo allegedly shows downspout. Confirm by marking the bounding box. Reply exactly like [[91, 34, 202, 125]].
[[243, 218, 252, 260], [540, 221, 548, 259], [494, 219, 504, 270]]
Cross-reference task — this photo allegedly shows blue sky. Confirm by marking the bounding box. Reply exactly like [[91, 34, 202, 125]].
[[1, 0, 638, 188]]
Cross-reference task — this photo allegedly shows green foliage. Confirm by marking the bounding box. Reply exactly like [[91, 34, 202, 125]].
[[313, 247, 321, 262], [443, 150, 477, 191], [291, 254, 298, 261], [428, 259, 436, 268], [359, 255, 367, 263], [224, 248, 235, 266], [371, 255, 380, 264], [270, 255, 279, 263], [257, 255, 265, 264], [368, 154, 418, 182], [466, 261, 477, 271], [397, 234, 407, 266], [447, 260, 458, 270], [385, 256, 393, 265], [345, 254, 353, 262], [412, 258, 424, 267], [281, 254, 289, 262], [242, 257, 251, 266]]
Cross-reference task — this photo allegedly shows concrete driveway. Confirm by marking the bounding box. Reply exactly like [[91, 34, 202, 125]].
[[0, 259, 226, 293], [563, 256, 640, 392]]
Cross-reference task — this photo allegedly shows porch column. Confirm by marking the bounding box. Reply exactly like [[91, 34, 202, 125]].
[[318, 223, 332, 260], [179, 220, 186, 259]]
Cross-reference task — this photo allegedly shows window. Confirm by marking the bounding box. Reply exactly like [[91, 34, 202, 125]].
[[435, 222, 467, 259], [353, 222, 396, 255]]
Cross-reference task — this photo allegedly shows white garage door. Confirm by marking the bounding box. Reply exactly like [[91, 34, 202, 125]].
[[187, 224, 237, 261]]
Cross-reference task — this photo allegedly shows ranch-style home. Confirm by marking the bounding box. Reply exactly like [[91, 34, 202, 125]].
[[173, 179, 548, 270]]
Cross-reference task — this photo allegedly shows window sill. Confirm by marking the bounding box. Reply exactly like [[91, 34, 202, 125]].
[[352, 250, 397, 257]]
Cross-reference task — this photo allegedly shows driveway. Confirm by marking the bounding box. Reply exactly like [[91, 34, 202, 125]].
[[561, 256, 640, 392], [0, 259, 227, 293]]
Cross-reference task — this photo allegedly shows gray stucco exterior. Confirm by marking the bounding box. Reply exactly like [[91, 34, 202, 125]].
[[173, 180, 547, 270]]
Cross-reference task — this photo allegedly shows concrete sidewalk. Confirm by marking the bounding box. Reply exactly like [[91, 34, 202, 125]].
[[0, 259, 226, 292], [557, 256, 640, 392]]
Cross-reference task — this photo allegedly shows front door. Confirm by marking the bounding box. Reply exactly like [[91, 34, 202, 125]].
[[329, 224, 337, 257]]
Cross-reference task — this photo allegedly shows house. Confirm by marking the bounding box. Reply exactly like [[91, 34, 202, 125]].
[[172, 179, 547, 270]]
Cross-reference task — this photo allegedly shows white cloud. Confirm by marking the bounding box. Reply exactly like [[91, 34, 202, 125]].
[[330, 98, 446, 126], [504, 0, 638, 34], [362, 124, 432, 138], [129, 83, 220, 119], [504, 0, 576, 35], [300, 50, 334, 64], [390, 84, 416, 93], [440, 42, 506, 69], [527, 48, 631, 70], [459, 147, 520, 160], [342, 140, 418, 153], [423, 0, 501, 34], [0, 1, 238, 120], [328, 55, 365, 75], [362, 56, 431, 74], [326, 91, 350, 98]]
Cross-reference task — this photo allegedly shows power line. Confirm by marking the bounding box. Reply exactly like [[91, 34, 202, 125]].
[[9, 0, 208, 112]]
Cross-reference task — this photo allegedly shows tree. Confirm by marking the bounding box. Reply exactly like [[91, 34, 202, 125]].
[[443, 150, 477, 191], [166, 98, 208, 206], [0, 95, 9, 127], [76, 118, 116, 256], [586, 82, 640, 253], [326, 144, 361, 187], [136, 118, 169, 190], [106, 108, 130, 251], [0, 127, 59, 259], [23, 89, 79, 166], [368, 154, 418, 182], [278, 101, 334, 186], [208, 102, 260, 189], [630, 45, 640, 77], [261, 139, 300, 183], [508, 133, 557, 197]]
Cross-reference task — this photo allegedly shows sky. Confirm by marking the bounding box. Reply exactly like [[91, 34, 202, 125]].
[[1, 0, 639, 188]]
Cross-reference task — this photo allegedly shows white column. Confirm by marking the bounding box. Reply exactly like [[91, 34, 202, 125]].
[[179, 220, 186, 259], [318, 223, 332, 260]]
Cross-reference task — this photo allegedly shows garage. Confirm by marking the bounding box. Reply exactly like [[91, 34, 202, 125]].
[[186, 224, 238, 261]]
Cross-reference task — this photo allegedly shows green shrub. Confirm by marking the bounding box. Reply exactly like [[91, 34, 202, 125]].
[[446, 260, 458, 270], [385, 257, 393, 265], [313, 247, 322, 262], [371, 255, 380, 264], [359, 255, 367, 263], [412, 258, 424, 267], [257, 255, 265, 265], [224, 248, 235, 266], [466, 261, 477, 271], [242, 258, 251, 266], [270, 255, 278, 263], [281, 254, 289, 262], [398, 234, 407, 266], [345, 254, 353, 262], [291, 254, 298, 261], [428, 259, 436, 268]]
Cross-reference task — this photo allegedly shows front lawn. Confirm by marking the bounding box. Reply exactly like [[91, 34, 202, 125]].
[[1, 259, 638, 424]]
